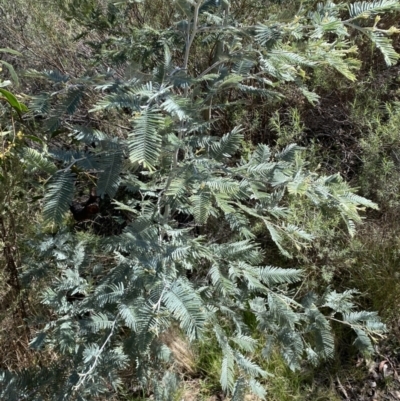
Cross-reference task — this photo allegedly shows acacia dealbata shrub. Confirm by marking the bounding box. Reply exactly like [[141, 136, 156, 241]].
[[2, 0, 400, 399]]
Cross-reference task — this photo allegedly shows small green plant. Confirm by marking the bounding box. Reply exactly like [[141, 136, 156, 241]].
[[269, 108, 305, 147], [359, 102, 400, 210]]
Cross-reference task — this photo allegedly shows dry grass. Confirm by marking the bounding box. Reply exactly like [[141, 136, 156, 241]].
[[344, 218, 400, 325], [160, 328, 196, 376], [0, 274, 56, 371], [0, 297, 32, 370]]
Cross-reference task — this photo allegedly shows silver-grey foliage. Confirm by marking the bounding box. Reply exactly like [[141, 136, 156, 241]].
[[2, 0, 397, 399]]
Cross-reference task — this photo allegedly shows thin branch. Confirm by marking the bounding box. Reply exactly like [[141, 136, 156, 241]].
[[73, 318, 118, 391], [183, 0, 203, 72], [162, 0, 203, 224]]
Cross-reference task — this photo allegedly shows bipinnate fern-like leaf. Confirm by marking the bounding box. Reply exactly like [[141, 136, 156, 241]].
[[90, 92, 141, 112], [118, 304, 138, 331], [305, 308, 335, 360], [29, 94, 51, 116], [26, 69, 69, 83], [368, 32, 400, 66], [21, 148, 57, 174], [237, 84, 282, 99], [264, 221, 291, 257], [353, 328, 374, 353], [234, 350, 267, 378], [231, 377, 247, 401], [225, 212, 254, 238], [160, 96, 190, 121], [43, 170, 76, 224], [232, 59, 255, 75], [42, 87, 84, 133], [129, 108, 164, 169], [259, 266, 303, 286], [343, 311, 385, 328], [209, 263, 238, 296], [277, 328, 303, 371], [152, 372, 179, 401], [275, 143, 304, 162], [255, 23, 282, 46], [348, 0, 400, 18], [209, 126, 244, 161], [72, 125, 108, 143], [268, 292, 300, 329], [231, 335, 258, 353], [97, 147, 124, 198], [270, 50, 317, 68], [323, 289, 356, 313], [300, 86, 320, 105], [163, 278, 206, 341], [64, 87, 83, 115], [249, 144, 272, 164], [320, 47, 360, 82], [134, 302, 162, 352], [49, 148, 82, 164], [249, 378, 267, 400], [221, 351, 235, 392], [190, 188, 212, 224], [45, 117, 61, 133]]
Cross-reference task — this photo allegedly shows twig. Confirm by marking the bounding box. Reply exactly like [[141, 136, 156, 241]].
[[162, 0, 202, 224], [73, 318, 118, 391], [336, 375, 349, 400]]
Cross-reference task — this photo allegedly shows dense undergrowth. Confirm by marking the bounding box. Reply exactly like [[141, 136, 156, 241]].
[[1, 1, 400, 400]]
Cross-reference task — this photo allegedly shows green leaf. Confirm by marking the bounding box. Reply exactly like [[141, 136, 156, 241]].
[[259, 266, 303, 286], [209, 126, 244, 161], [353, 328, 374, 354], [349, 0, 400, 18], [190, 188, 212, 224], [24, 135, 45, 144], [255, 23, 282, 47], [231, 377, 247, 401], [0, 48, 22, 56], [97, 146, 124, 198], [368, 32, 400, 66], [43, 171, 76, 224], [161, 96, 190, 121], [249, 378, 267, 400], [221, 351, 235, 392], [0, 88, 28, 112], [29, 332, 47, 350], [21, 148, 57, 174], [300, 87, 320, 105], [163, 278, 206, 340], [129, 108, 164, 169], [64, 88, 83, 115], [0, 60, 19, 86]]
